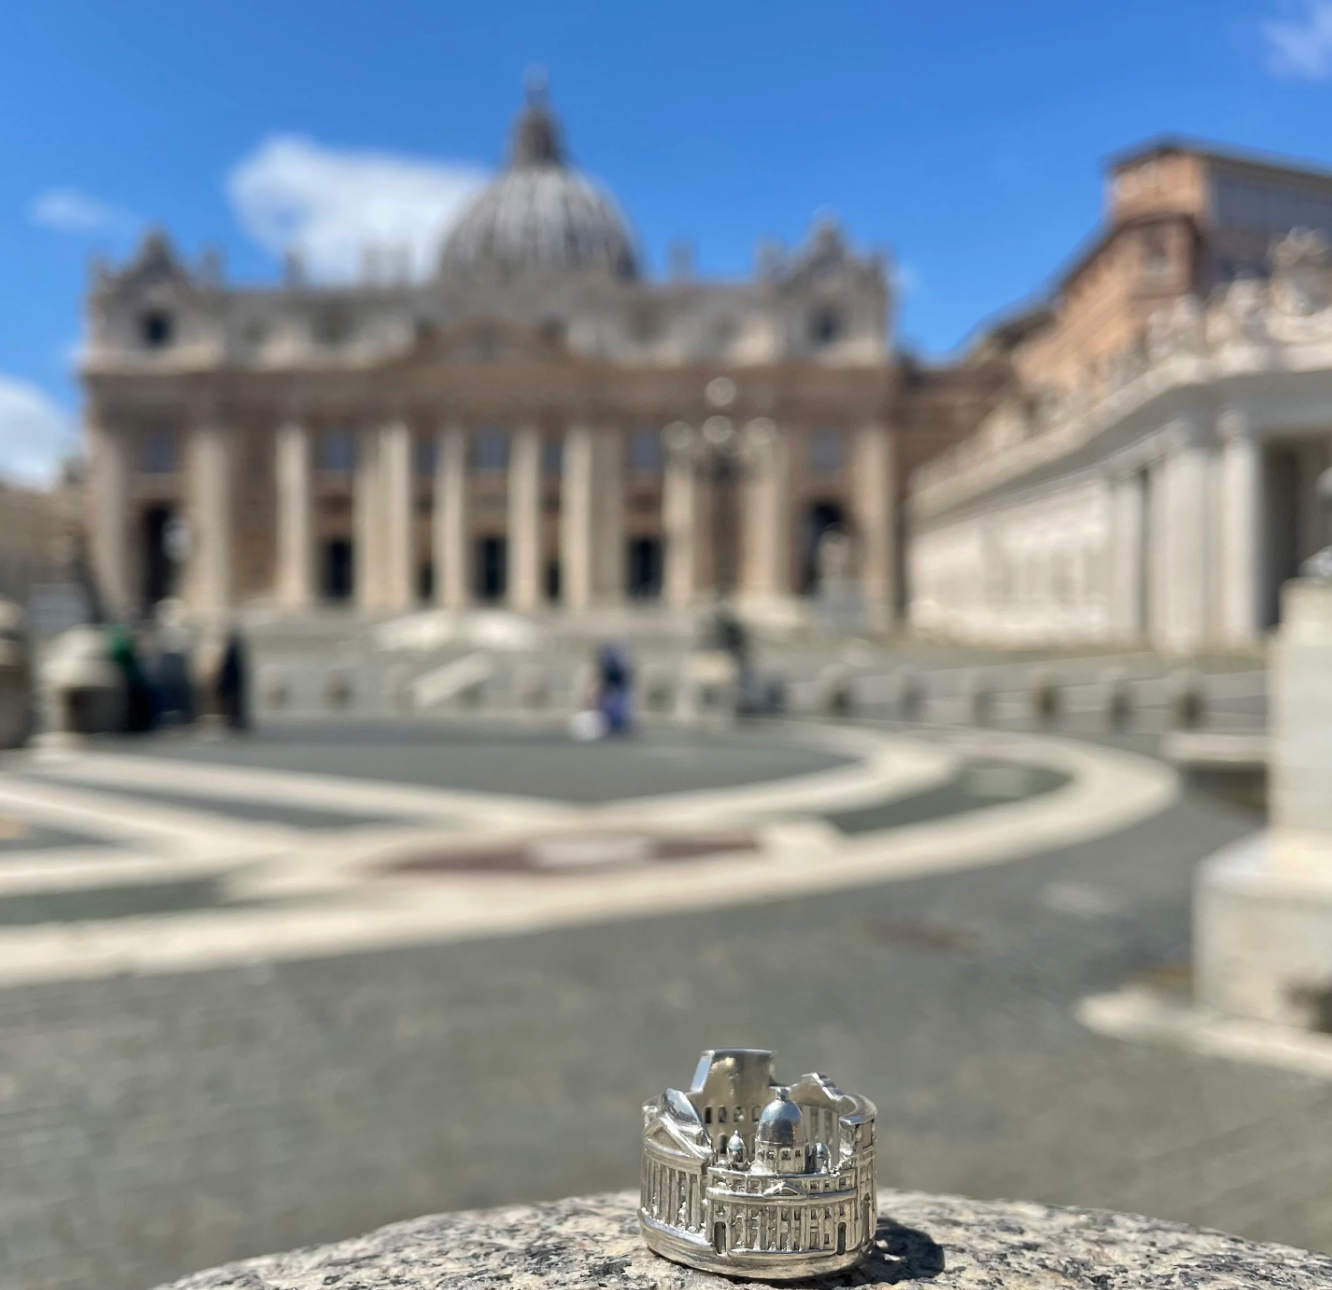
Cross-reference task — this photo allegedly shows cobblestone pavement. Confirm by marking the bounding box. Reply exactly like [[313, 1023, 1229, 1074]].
[[0, 703, 1307, 1290]]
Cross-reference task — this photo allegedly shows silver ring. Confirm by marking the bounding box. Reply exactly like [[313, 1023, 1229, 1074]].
[[640, 1049, 877, 1279]]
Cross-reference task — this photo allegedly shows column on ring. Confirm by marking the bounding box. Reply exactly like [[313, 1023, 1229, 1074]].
[[738, 419, 790, 604], [434, 423, 469, 610], [851, 424, 894, 628], [1219, 409, 1264, 646], [354, 424, 383, 611], [89, 407, 132, 618], [187, 418, 234, 617], [380, 420, 414, 612], [275, 420, 315, 610], [507, 424, 542, 612], [662, 422, 698, 610]]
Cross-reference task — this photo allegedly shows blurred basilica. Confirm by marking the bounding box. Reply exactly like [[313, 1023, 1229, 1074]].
[[79, 80, 999, 628]]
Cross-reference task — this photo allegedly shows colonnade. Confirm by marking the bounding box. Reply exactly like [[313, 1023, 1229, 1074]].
[[911, 405, 1272, 651], [89, 416, 897, 622], [1103, 409, 1265, 651]]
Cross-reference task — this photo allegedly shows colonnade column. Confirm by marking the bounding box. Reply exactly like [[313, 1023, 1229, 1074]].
[[507, 425, 542, 612], [435, 424, 469, 610], [663, 423, 698, 609], [560, 425, 623, 610], [380, 420, 414, 612], [354, 427, 383, 611], [89, 413, 132, 618], [739, 419, 790, 602], [852, 424, 895, 629], [1105, 467, 1143, 642], [188, 419, 233, 617], [275, 420, 314, 610], [1219, 409, 1265, 646], [1158, 416, 1211, 652]]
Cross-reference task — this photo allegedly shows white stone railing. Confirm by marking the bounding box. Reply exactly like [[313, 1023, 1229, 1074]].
[[912, 240, 1332, 521]]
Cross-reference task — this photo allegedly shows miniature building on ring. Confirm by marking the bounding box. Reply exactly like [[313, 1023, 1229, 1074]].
[[640, 1049, 877, 1278]]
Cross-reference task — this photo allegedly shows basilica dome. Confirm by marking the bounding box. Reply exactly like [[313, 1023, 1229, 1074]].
[[438, 84, 638, 284]]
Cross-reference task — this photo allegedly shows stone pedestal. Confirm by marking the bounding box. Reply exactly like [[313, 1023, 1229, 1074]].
[[1196, 579, 1332, 1026], [153, 1189, 1332, 1289]]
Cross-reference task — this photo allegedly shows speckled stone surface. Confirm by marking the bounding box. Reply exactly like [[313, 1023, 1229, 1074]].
[[156, 1189, 1332, 1289]]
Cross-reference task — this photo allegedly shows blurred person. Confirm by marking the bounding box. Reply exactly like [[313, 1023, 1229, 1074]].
[[597, 642, 634, 735], [106, 621, 154, 733], [215, 629, 250, 731]]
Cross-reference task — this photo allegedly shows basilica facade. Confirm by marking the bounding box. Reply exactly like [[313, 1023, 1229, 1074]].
[[81, 86, 997, 628]]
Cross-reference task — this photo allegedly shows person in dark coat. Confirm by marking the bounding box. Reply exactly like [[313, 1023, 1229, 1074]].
[[215, 630, 250, 731], [596, 643, 633, 735]]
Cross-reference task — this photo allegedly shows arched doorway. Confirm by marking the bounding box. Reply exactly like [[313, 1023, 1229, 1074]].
[[140, 505, 178, 612], [800, 500, 848, 594]]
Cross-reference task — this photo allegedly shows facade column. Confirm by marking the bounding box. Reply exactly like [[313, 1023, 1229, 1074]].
[[594, 428, 625, 603], [507, 425, 542, 612], [354, 426, 383, 611], [88, 412, 132, 618], [852, 423, 895, 629], [275, 420, 314, 610], [561, 424, 595, 611], [1157, 415, 1211, 653], [434, 424, 469, 610], [739, 419, 790, 602], [560, 425, 624, 609], [380, 420, 414, 612], [663, 423, 698, 610], [187, 419, 233, 618], [1219, 409, 1264, 646]]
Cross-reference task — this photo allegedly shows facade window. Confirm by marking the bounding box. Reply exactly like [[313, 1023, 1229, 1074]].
[[139, 428, 177, 473], [809, 307, 842, 346], [318, 428, 357, 474], [415, 436, 437, 477], [141, 311, 174, 349], [810, 428, 844, 475], [627, 426, 664, 475], [312, 309, 352, 346], [1142, 230, 1170, 276], [541, 437, 563, 476], [472, 428, 509, 473], [628, 301, 664, 343]]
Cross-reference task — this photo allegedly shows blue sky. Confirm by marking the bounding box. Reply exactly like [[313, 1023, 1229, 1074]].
[[3, 0, 1332, 483]]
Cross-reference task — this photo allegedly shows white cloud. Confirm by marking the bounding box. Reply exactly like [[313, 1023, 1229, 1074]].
[[227, 135, 488, 282], [1263, 2, 1332, 79], [29, 188, 132, 234], [0, 376, 75, 488]]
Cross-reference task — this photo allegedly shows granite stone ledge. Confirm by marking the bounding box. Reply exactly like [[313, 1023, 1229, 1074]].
[[156, 1189, 1332, 1290]]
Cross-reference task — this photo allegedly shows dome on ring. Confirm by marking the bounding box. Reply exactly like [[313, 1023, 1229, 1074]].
[[756, 1091, 804, 1147], [438, 76, 638, 284]]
